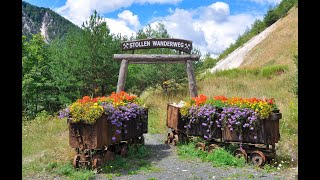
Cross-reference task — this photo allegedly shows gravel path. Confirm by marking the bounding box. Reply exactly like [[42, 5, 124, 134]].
[[96, 134, 292, 180]]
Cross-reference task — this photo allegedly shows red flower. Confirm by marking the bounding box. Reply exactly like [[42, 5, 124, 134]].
[[213, 95, 228, 102], [192, 94, 208, 106]]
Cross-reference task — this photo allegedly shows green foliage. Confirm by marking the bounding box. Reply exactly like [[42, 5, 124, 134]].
[[206, 98, 226, 109], [264, 0, 298, 26], [22, 34, 58, 119], [196, 53, 219, 73], [206, 148, 246, 167], [55, 163, 96, 180], [215, 0, 297, 62], [49, 10, 122, 106], [177, 141, 246, 167]]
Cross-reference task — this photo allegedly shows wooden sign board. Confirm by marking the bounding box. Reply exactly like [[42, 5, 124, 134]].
[[121, 38, 193, 54]]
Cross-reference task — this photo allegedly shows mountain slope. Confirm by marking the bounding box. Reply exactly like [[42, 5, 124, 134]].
[[209, 7, 297, 72], [240, 7, 298, 68], [22, 1, 80, 42]]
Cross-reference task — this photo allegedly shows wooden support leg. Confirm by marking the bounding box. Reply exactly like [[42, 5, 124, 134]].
[[186, 60, 198, 98], [116, 59, 129, 93]]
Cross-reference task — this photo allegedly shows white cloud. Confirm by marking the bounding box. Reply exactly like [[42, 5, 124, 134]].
[[76, 10, 139, 38], [104, 18, 136, 38], [247, 0, 281, 4], [199, 1, 230, 22], [152, 2, 258, 56], [55, 0, 181, 26], [118, 10, 140, 30], [103, 10, 140, 37]]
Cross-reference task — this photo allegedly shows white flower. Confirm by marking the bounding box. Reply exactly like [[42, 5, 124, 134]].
[[178, 100, 186, 107]]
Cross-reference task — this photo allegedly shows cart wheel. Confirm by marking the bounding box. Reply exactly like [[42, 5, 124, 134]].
[[105, 150, 114, 161], [173, 134, 179, 146], [167, 132, 174, 143], [234, 148, 247, 161], [179, 133, 188, 144], [208, 144, 219, 153], [73, 155, 80, 168], [165, 139, 170, 144], [139, 136, 145, 145], [195, 142, 206, 151], [92, 158, 100, 170], [250, 151, 266, 166], [120, 145, 128, 157]]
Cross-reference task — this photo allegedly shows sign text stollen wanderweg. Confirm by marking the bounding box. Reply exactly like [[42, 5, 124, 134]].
[[121, 38, 193, 54]]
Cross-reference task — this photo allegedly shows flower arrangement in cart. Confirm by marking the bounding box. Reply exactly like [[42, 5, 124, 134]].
[[178, 94, 279, 140], [59, 91, 147, 142]]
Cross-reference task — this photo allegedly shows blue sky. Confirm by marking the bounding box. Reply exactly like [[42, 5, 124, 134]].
[[24, 0, 281, 57]]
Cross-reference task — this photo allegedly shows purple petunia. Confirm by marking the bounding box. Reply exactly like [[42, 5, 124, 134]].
[[103, 102, 147, 139], [58, 108, 70, 119], [112, 136, 116, 141]]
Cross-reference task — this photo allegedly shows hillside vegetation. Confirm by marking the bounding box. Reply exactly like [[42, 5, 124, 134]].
[[22, 1, 80, 41], [241, 7, 298, 69], [215, 0, 297, 62], [143, 6, 298, 165], [22, 2, 298, 179]]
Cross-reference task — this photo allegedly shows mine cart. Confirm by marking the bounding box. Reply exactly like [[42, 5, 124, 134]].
[[68, 109, 148, 170], [166, 103, 282, 166], [221, 111, 282, 166]]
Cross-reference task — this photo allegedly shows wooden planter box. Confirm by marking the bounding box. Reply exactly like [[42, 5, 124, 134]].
[[166, 104, 186, 132], [222, 112, 282, 144], [186, 117, 222, 139], [122, 108, 148, 140], [68, 114, 121, 149], [167, 104, 222, 139]]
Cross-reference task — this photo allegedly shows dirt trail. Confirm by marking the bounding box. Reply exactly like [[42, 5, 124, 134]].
[[209, 19, 281, 73], [96, 134, 290, 180]]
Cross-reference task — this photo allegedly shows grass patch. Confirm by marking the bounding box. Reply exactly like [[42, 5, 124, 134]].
[[177, 141, 246, 168], [22, 114, 73, 177], [23, 115, 157, 179], [54, 163, 96, 180], [224, 172, 256, 180], [208, 65, 288, 79], [241, 7, 297, 68], [101, 145, 161, 176], [141, 86, 189, 134]]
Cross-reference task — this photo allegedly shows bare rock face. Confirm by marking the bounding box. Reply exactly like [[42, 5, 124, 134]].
[[22, 1, 79, 42], [22, 11, 38, 35], [40, 12, 54, 43]]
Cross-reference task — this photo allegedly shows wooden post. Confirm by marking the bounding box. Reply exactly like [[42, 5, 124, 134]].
[[186, 60, 198, 98], [116, 59, 129, 93]]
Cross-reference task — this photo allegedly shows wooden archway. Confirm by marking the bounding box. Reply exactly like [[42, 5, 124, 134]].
[[113, 38, 200, 98]]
